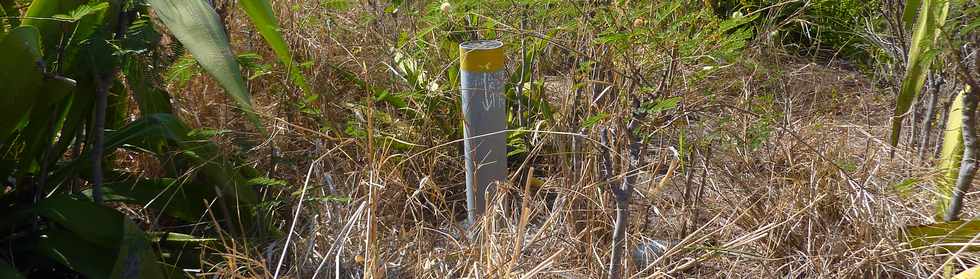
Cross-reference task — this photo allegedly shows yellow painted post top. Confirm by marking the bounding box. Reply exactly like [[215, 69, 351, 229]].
[[459, 40, 505, 72]]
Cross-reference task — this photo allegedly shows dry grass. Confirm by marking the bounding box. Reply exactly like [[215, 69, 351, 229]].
[[151, 1, 980, 278]]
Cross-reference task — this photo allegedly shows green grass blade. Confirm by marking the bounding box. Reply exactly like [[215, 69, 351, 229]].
[[147, 232, 217, 244], [890, 0, 950, 148], [238, 0, 311, 95], [149, 0, 263, 130], [936, 88, 966, 218]]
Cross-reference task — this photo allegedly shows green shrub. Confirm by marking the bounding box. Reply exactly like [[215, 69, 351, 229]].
[[716, 0, 875, 61]]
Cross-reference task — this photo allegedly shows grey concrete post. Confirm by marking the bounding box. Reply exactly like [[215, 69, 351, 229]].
[[459, 40, 507, 224]]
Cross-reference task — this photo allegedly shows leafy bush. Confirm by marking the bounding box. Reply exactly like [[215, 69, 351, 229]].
[[0, 0, 303, 277], [716, 0, 875, 61]]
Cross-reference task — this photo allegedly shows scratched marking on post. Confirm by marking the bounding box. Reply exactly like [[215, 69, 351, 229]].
[[480, 71, 506, 111]]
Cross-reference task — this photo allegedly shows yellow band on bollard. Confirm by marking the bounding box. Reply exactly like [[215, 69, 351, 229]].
[[459, 40, 505, 72]]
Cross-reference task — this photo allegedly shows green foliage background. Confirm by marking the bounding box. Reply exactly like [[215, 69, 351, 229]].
[[717, 0, 875, 60]]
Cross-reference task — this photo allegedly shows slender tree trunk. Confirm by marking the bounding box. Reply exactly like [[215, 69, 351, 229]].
[[678, 157, 696, 237], [609, 189, 630, 279], [692, 147, 712, 235], [918, 76, 942, 160], [608, 98, 647, 279], [945, 85, 979, 221], [90, 2, 133, 205], [911, 96, 919, 151], [599, 128, 628, 279], [602, 126, 633, 279], [91, 76, 110, 204], [934, 92, 955, 158]]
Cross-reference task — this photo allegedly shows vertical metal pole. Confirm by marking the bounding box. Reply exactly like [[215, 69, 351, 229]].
[[459, 40, 507, 225]]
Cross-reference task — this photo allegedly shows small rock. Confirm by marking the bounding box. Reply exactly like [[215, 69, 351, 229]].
[[632, 239, 669, 269]]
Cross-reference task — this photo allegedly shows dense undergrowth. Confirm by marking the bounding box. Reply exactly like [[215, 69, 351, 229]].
[[1, 0, 979, 278]]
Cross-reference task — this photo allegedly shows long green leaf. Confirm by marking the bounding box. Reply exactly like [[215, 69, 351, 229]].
[[38, 227, 116, 278], [238, 0, 311, 95], [111, 221, 167, 279], [37, 195, 127, 247], [85, 176, 211, 222], [14, 80, 74, 174], [936, 88, 966, 218], [905, 219, 980, 252], [46, 91, 93, 173], [21, 0, 82, 52], [0, 260, 24, 279], [903, 0, 922, 29], [112, 114, 258, 204], [953, 265, 980, 279], [0, 26, 44, 140], [148, 0, 262, 129], [36, 195, 167, 279], [890, 0, 950, 148], [50, 115, 258, 225]]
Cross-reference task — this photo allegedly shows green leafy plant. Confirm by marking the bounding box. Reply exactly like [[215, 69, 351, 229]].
[[889, 1, 980, 277], [0, 0, 305, 277], [889, 0, 950, 148]]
